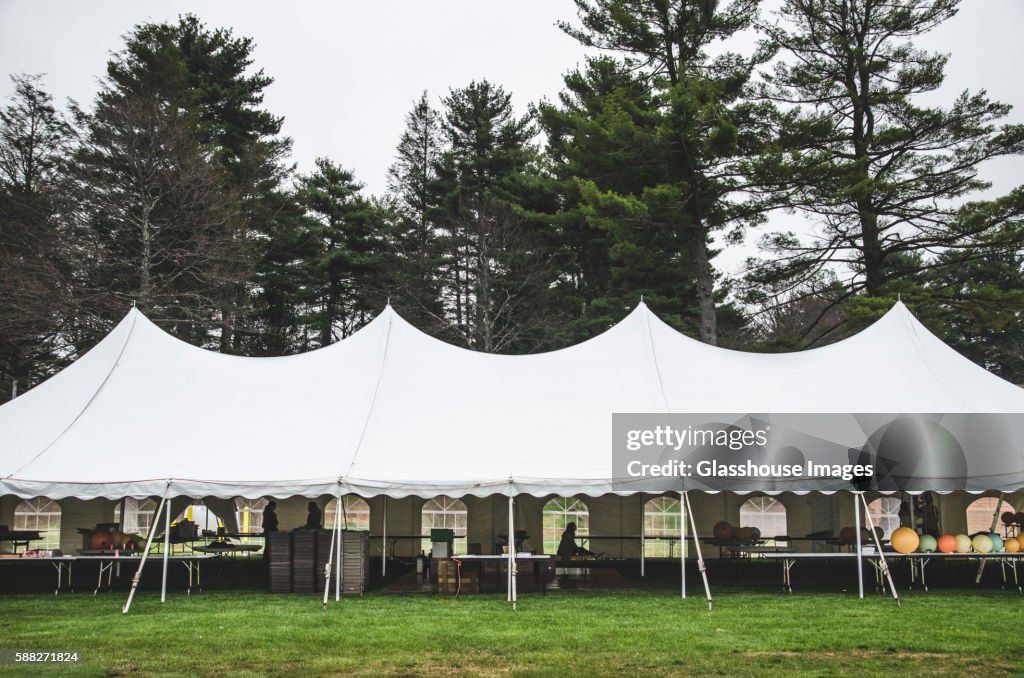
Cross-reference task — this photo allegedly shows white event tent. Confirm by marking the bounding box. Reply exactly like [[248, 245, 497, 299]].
[[2, 301, 1023, 610], [1, 301, 1023, 500]]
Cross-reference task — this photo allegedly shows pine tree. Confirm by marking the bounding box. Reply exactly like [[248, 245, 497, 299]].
[[295, 158, 391, 346], [386, 92, 445, 328], [432, 80, 561, 352], [749, 0, 1024, 319], [558, 0, 769, 345], [99, 15, 292, 351], [0, 75, 73, 400]]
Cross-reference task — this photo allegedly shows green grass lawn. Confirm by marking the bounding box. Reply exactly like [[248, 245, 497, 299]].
[[0, 588, 1019, 677]]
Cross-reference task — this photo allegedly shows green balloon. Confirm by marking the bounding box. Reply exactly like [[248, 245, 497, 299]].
[[918, 535, 937, 553], [989, 533, 1003, 552]]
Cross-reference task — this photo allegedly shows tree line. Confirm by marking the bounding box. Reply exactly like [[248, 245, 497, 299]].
[[2, 0, 1023, 402]]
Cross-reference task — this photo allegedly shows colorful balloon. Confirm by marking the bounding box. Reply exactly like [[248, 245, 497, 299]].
[[955, 534, 972, 553], [988, 533, 1003, 552], [972, 534, 993, 553], [891, 527, 920, 554], [1005, 538, 1021, 553], [918, 535, 937, 553], [937, 534, 957, 553]]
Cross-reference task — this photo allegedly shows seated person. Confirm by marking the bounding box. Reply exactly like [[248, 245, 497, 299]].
[[557, 522, 595, 565]]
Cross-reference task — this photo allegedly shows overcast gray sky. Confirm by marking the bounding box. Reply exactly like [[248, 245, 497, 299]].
[[2, 0, 1022, 275]]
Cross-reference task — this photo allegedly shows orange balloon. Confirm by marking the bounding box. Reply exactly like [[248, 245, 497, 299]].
[[937, 534, 957, 553], [891, 527, 920, 554], [1017, 535, 1024, 551], [1005, 538, 1021, 553]]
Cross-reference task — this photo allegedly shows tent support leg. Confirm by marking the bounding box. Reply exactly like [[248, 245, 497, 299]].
[[683, 492, 712, 611], [161, 496, 171, 603], [336, 496, 343, 602], [640, 492, 645, 578], [122, 493, 168, 614], [854, 492, 864, 599], [507, 495, 517, 610], [382, 496, 387, 578], [976, 492, 1004, 584], [859, 492, 900, 607], [322, 495, 339, 611], [680, 491, 686, 599]]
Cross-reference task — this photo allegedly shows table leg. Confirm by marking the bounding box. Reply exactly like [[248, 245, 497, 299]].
[[920, 557, 929, 592]]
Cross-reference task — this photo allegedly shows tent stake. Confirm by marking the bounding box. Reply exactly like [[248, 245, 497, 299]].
[[684, 492, 712, 610], [854, 492, 864, 599], [122, 492, 168, 614], [859, 493, 900, 607], [161, 495, 171, 603], [976, 492, 1004, 584]]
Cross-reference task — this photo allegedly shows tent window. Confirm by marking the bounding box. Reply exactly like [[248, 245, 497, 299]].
[[325, 496, 371, 531], [867, 498, 902, 538], [421, 496, 468, 555], [234, 498, 268, 535], [739, 496, 787, 542], [114, 498, 157, 537], [967, 496, 1008, 534], [543, 497, 589, 554], [174, 501, 222, 535], [644, 496, 680, 558], [13, 498, 61, 550]]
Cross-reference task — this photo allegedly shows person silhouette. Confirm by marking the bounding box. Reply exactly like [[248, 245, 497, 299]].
[[304, 501, 322, 529], [262, 501, 279, 534], [557, 522, 594, 565]]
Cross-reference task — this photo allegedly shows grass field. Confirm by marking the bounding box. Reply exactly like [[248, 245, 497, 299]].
[[0, 587, 1020, 677]]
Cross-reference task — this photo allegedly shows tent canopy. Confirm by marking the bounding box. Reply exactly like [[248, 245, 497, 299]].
[[1, 302, 1023, 499]]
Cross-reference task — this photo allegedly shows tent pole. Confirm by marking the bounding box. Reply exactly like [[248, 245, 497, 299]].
[[976, 492, 1004, 584], [382, 496, 387, 578], [336, 495, 343, 602], [860, 492, 900, 606], [507, 495, 517, 610], [161, 494, 172, 603], [322, 495, 339, 611], [122, 492, 168, 614], [684, 491, 712, 611], [639, 493, 645, 578], [680, 491, 686, 599], [854, 491, 864, 599]]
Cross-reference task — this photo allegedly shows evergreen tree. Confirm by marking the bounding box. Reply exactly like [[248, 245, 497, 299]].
[[294, 158, 391, 346], [432, 80, 561, 352], [66, 94, 242, 346], [558, 0, 769, 345], [539, 57, 701, 339], [0, 75, 73, 400], [386, 92, 445, 328], [749, 0, 1024, 323], [99, 14, 292, 351]]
